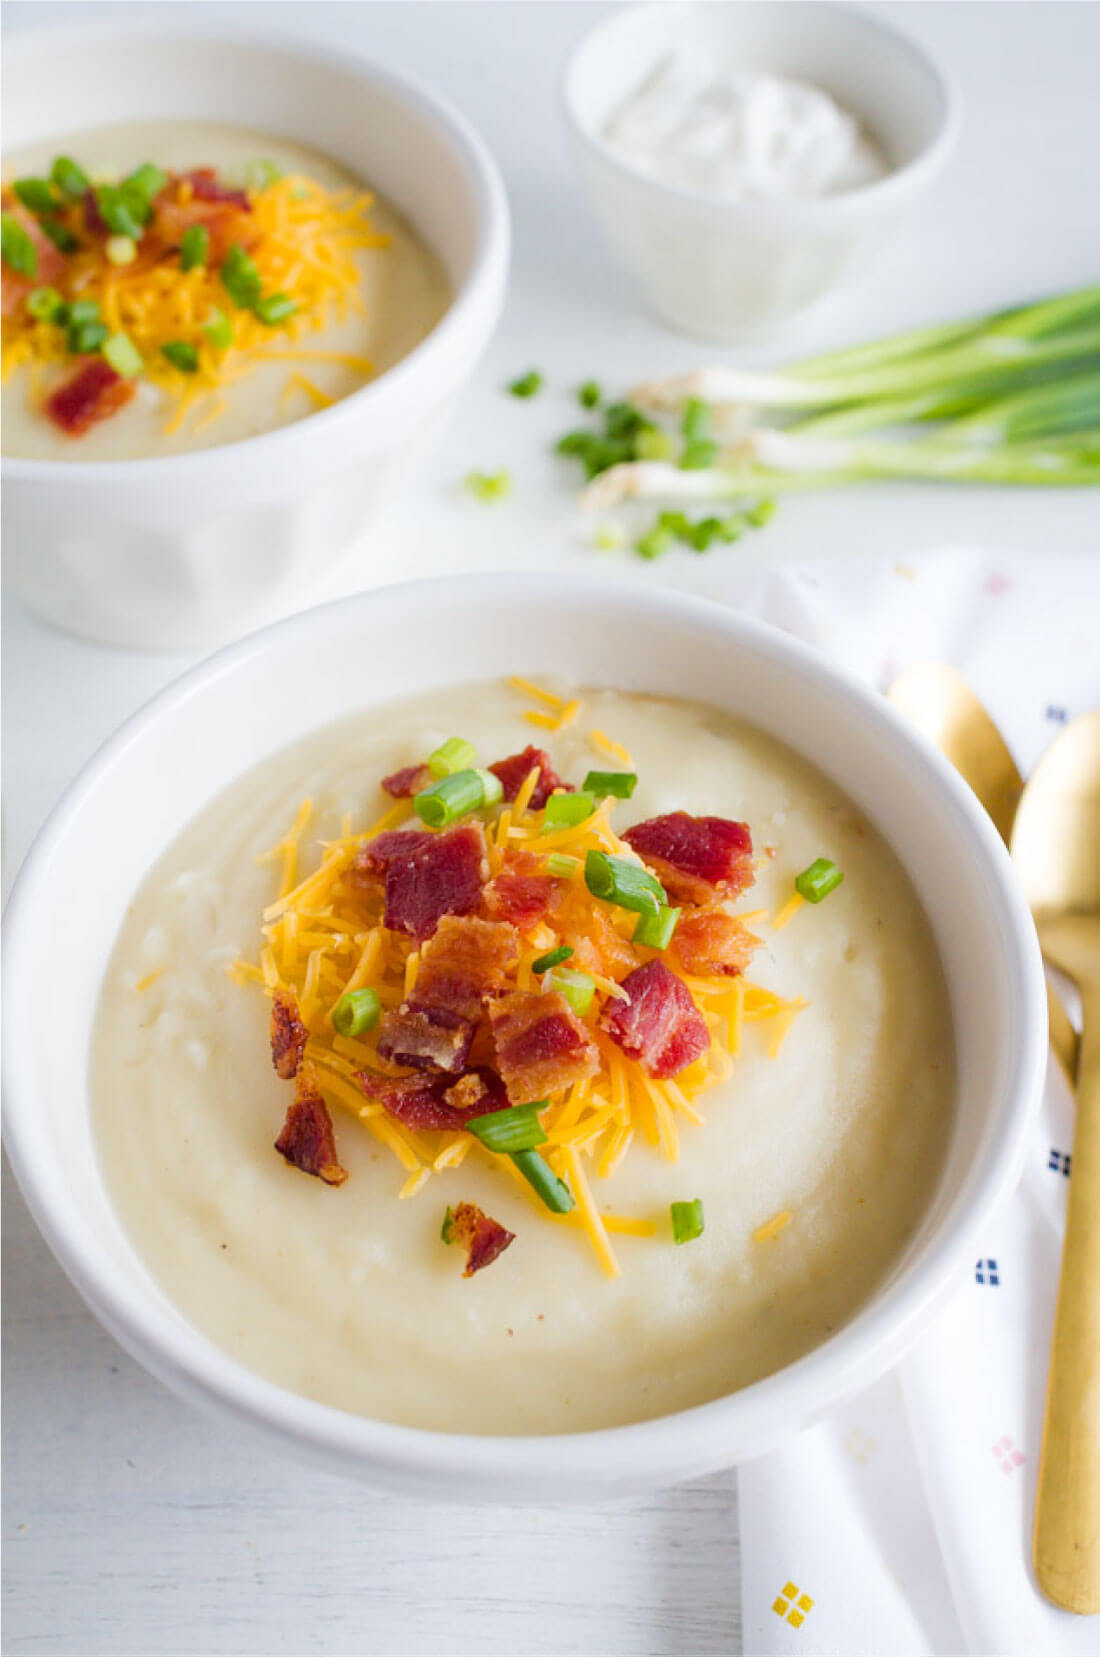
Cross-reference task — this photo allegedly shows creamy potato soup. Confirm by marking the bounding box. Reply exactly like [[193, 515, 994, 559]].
[[1, 121, 450, 459], [91, 683, 954, 1435]]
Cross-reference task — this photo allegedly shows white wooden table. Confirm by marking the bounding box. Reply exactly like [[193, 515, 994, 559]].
[[4, 4, 1098, 1652]]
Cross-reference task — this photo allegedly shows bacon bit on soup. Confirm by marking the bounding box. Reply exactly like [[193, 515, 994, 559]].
[[357, 822, 489, 940], [275, 1069, 347, 1186], [672, 908, 759, 979], [622, 812, 755, 906], [45, 359, 136, 436], [270, 986, 308, 1079], [601, 960, 710, 1079], [415, 915, 520, 1020], [381, 763, 433, 799], [357, 1067, 509, 1131], [482, 850, 559, 931], [377, 1003, 475, 1074], [489, 990, 600, 1104], [488, 746, 573, 810], [442, 1201, 515, 1277]]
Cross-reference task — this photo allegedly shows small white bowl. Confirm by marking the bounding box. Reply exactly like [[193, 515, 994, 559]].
[[2, 574, 1045, 1502], [1, 24, 509, 650], [563, 1, 960, 341]]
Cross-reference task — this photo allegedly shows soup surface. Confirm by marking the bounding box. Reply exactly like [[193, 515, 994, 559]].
[[1, 121, 450, 460], [90, 683, 954, 1434]]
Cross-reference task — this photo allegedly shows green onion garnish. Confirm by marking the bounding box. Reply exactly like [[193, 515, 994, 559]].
[[670, 1198, 705, 1245], [509, 1148, 575, 1213], [605, 401, 648, 438], [545, 853, 580, 879], [124, 163, 168, 203], [635, 523, 673, 561], [794, 858, 844, 903], [66, 299, 100, 325], [546, 967, 596, 1017], [531, 944, 573, 974], [38, 218, 79, 254], [101, 331, 143, 378], [13, 178, 59, 214], [634, 427, 674, 462], [468, 1102, 548, 1154], [582, 769, 637, 799], [441, 1205, 457, 1243], [105, 235, 137, 266], [180, 224, 209, 271], [428, 737, 477, 779], [475, 768, 504, 807], [747, 498, 776, 527], [508, 369, 542, 398], [221, 243, 263, 309], [68, 320, 109, 355], [161, 340, 200, 374], [1, 213, 37, 278], [26, 286, 64, 323], [584, 850, 665, 918], [543, 791, 595, 830], [204, 308, 234, 351], [463, 469, 512, 502], [680, 438, 718, 471], [93, 185, 145, 240], [413, 769, 487, 828], [633, 905, 681, 950], [331, 987, 382, 1037], [244, 159, 283, 192], [681, 396, 711, 443], [254, 292, 298, 326], [579, 380, 601, 409], [50, 155, 91, 201]]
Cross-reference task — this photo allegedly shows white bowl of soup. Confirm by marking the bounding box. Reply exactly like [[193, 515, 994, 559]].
[[0, 25, 509, 649], [2, 575, 1046, 1501]]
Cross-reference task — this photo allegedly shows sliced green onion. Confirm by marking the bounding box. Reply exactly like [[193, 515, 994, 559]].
[[428, 737, 477, 778], [204, 307, 234, 350], [1, 213, 37, 278], [593, 522, 625, 552], [557, 431, 593, 457], [635, 427, 675, 462], [468, 1102, 548, 1154], [180, 224, 209, 271], [221, 243, 263, 309], [546, 967, 596, 1017], [636, 523, 673, 561], [545, 853, 580, 879], [794, 858, 844, 903], [509, 1148, 575, 1213], [105, 234, 137, 266], [254, 292, 298, 326], [633, 905, 681, 950], [582, 769, 637, 799], [68, 320, 109, 354], [585, 850, 665, 918], [26, 286, 64, 323], [441, 1205, 457, 1243], [66, 299, 101, 325], [681, 396, 711, 443], [508, 369, 542, 398], [244, 158, 283, 192], [475, 768, 504, 807], [680, 438, 718, 470], [670, 1198, 705, 1245], [13, 177, 59, 214], [102, 331, 143, 377], [413, 768, 486, 828], [93, 185, 145, 240], [543, 791, 595, 830], [579, 380, 601, 409], [39, 218, 78, 253], [161, 339, 200, 373], [124, 163, 167, 203], [605, 401, 648, 438], [746, 498, 776, 527], [51, 155, 91, 201], [463, 469, 511, 502], [331, 987, 381, 1037], [531, 944, 573, 974]]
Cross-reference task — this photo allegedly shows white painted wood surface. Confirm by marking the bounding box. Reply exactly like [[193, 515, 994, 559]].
[[4, 4, 1097, 1652]]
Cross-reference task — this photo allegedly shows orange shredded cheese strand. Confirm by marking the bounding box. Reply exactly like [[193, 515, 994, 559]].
[[588, 728, 635, 767], [507, 676, 564, 710], [772, 892, 805, 930], [753, 1209, 792, 1243], [561, 1145, 620, 1278]]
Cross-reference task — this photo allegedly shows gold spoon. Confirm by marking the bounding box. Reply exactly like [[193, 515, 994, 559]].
[[888, 663, 1078, 1079], [1012, 711, 1100, 1614]]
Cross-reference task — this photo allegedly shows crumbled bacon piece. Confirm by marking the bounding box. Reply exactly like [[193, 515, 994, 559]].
[[270, 987, 308, 1079], [274, 1069, 347, 1185], [355, 822, 488, 940], [489, 991, 600, 1104], [45, 360, 136, 436], [181, 168, 252, 210], [153, 170, 255, 264], [601, 960, 710, 1079], [622, 813, 754, 906], [444, 1201, 515, 1277], [376, 1003, 474, 1074], [569, 904, 642, 979], [356, 1066, 509, 1131], [415, 915, 520, 1020], [488, 746, 573, 811], [671, 909, 759, 979], [482, 851, 558, 931], [380, 763, 432, 799]]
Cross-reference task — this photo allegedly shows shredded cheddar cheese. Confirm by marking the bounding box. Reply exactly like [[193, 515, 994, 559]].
[[753, 1209, 792, 1243], [772, 891, 805, 930]]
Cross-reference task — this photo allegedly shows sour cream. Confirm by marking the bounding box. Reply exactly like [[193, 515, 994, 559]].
[[604, 56, 888, 201]]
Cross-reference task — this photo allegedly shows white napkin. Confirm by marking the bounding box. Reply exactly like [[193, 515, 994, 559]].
[[734, 550, 1099, 1657]]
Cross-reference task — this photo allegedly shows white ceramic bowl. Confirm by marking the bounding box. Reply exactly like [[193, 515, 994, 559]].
[[2, 575, 1045, 1503], [563, 1, 959, 341], [1, 25, 509, 651]]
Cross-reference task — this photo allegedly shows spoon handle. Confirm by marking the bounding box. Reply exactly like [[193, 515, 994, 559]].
[[1034, 984, 1100, 1613]]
